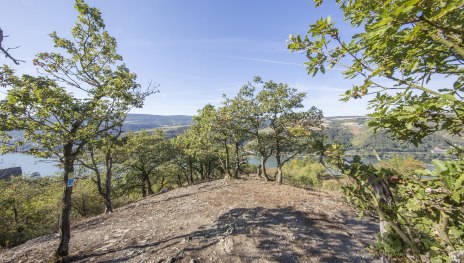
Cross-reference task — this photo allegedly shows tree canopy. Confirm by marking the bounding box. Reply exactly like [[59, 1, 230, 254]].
[[289, 0, 464, 261], [0, 0, 155, 259]]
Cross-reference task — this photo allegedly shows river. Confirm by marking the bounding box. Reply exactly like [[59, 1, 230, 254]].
[[1, 153, 435, 177], [0, 153, 60, 176]]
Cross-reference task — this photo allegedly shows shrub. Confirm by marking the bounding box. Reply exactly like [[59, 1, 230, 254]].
[[283, 157, 324, 188]]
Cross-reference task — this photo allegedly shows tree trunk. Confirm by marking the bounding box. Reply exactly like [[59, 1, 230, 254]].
[[12, 204, 25, 243], [366, 172, 393, 263], [275, 151, 283, 184], [261, 156, 271, 181], [188, 157, 194, 184], [177, 173, 183, 187], [141, 181, 147, 197], [276, 166, 283, 184], [234, 142, 240, 178], [200, 164, 205, 180], [207, 161, 212, 179], [379, 220, 391, 263], [55, 143, 74, 261], [146, 175, 154, 195], [103, 150, 113, 213], [90, 149, 113, 214], [223, 139, 232, 179]]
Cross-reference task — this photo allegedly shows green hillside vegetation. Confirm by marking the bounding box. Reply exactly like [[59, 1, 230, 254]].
[[326, 118, 459, 159]]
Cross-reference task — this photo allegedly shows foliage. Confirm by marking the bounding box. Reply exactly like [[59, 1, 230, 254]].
[[174, 116, 223, 184], [71, 178, 105, 217], [374, 155, 426, 176], [0, 176, 61, 248], [289, 0, 463, 145], [283, 157, 325, 188], [117, 130, 175, 197], [0, 176, 107, 248], [290, 0, 464, 261], [0, 0, 154, 258], [328, 151, 464, 261], [225, 77, 323, 182]]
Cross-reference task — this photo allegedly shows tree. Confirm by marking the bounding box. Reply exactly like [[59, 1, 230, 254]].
[[288, 0, 463, 145], [219, 98, 250, 179], [227, 77, 323, 183], [0, 0, 154, 260], [173, 107, 225, 184], [190, 105, 224, 180], [118, 130, 174, 197], [289, 0, 464, 261], [174, 128, 199, 185], [227, 78, 274, 180], [256, 78, 323, 184], [76, 124, 125, 214]]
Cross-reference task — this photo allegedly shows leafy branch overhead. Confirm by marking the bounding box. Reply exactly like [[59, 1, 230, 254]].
[[289, 0, 464, 261], [289, 0, 464, 145]]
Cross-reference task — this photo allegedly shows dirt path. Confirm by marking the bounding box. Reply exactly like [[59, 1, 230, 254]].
[[0, 176, 378, 263]]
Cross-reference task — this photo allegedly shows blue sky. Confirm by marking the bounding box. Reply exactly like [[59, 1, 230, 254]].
[[1, 0, 371, 116]]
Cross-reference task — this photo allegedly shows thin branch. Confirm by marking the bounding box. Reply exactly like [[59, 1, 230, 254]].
[[0, 28, 25, 65]]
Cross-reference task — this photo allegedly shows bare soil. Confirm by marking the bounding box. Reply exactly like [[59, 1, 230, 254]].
[[0, 176, 379, 263]]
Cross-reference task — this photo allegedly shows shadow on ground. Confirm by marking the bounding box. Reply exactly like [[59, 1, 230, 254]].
[[71, 206, 378, 262]]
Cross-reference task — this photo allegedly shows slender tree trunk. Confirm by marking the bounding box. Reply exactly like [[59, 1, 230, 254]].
[[224, 139, 232, 179], [275, 151, 283, 184], [141, 181, 147, 197], [234, 142, 240, 178], [372, 178, 393, 263], [103, 150, 113, 213], [12, 204, 25, 243], [55, 143, 74, 260], [183, 170, 189, 185], [146, 175, 154, 195], [200, 164, 205, 180], [379, 220, 391, 263], [177, 173, 183, 187], [188, 157, 194, 184], [89, 149, 113, 213], [261, 156, 271, 181], [81, 198, 88, 217], [207, 161, 212, 179]]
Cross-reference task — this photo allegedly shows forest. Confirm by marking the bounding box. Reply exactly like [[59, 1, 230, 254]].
[[0, 0, 463, 262]]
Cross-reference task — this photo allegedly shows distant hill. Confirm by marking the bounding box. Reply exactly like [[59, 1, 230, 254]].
[[324, 116, 462, 160], [123, 114, 192, 131], [4, 115, 192, 149]]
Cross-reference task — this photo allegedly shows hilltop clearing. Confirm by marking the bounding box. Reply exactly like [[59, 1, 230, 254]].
[[0, 177, 378, 263]]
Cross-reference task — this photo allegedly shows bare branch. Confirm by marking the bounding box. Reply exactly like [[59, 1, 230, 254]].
[[0, 28, 25, 65]]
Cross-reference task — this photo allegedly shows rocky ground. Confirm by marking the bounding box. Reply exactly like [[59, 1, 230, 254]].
[[0, 176, 379, 263]]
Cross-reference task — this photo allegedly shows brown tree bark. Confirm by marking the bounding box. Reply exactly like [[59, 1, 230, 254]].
[[103, 150, 113, 213], [260, 156, 271, 181], [233, 142, 240, 178], [141, 181, 147, 197], [275, 150, 283, 184], [146, 175, 154, 195], [55, 143, 74, 261], [223, 139, 232, 179], [188, 157, 194, 184]]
